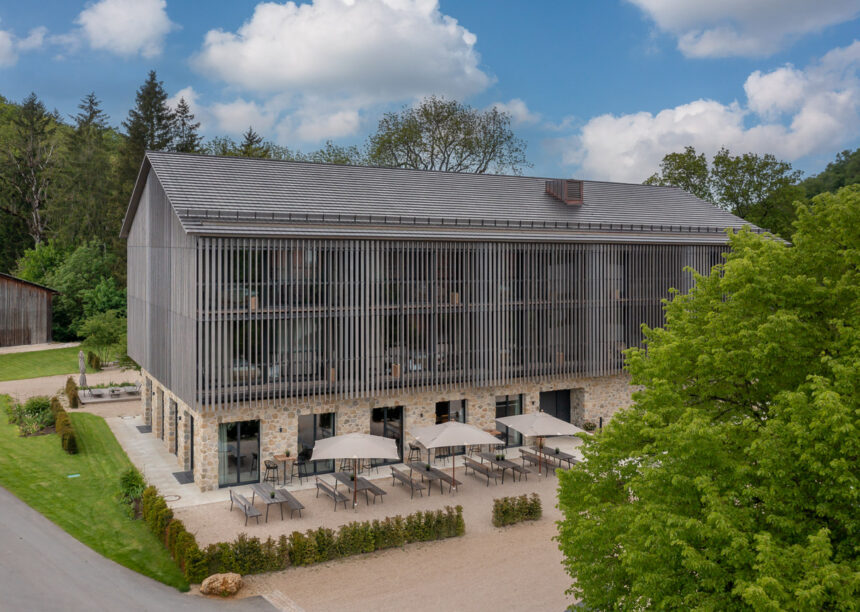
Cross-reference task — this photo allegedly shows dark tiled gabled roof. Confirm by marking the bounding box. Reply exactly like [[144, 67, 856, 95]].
[[121, 151, 761, 243]]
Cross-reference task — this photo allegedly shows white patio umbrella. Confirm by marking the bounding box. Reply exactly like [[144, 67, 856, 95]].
[[497, 412, 586, 475], [310, 433, 399, 509], [410, 421, 502, 491], [78, 350, 87, 388]]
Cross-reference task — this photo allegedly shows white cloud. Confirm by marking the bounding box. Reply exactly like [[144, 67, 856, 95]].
[[209, 99, 277, 135], [167, 86, 199, 112], [628, 0, 860, 57], [76, 0, 175, 58], [564, 41, 860, 182], [192, 0, 492, 142], [0, 24, 47, 67], [491, 99, 540, 126]]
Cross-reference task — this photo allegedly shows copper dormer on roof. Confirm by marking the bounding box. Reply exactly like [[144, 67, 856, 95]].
[[546, 179, 584, 205]]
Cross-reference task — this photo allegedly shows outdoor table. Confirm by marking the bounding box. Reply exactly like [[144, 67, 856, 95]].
[[332, 471, 373, 504], [477, 451, 519, 483], [407, 461, 448, 495], [250, 482, 291, 522], [533, 446, 577, 469], [273, 454, 296, 485]]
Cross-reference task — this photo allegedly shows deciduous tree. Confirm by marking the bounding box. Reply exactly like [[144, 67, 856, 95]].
[[557, 185, 860, 610], [366, 96, 528, 174]]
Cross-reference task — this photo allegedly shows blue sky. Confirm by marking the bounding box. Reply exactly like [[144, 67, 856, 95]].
[[1, 0, 859, 181]]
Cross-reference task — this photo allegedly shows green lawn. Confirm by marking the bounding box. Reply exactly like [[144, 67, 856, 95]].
[[0, 395, 188, 590], [0, 346, 95, 381]]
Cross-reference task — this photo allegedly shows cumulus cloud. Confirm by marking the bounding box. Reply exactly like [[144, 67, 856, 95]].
[[209, 99, 277, 135], [0, 24, 47, 67], [192, 0, 492, 142], [628, 0, 860, 57], [563, 41, 860, 182], [76, 0, 175, 58], [490, 99, 540, 126]]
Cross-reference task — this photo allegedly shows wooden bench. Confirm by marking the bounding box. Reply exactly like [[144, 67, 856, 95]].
[[229, 489, 261, 526], [520, 449, 551, 474], [390, 467, 425, 498], [436, 470, 462, 492], [316, 477, 349, 511], [276, 489, 305, 519], [464, 457, 498, 486], [364, 480, 387, 504], [508, 463, 531, 482]]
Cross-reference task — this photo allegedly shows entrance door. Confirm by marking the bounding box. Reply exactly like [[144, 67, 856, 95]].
[[540, 390, 571, 422], [371, 406, 403, 466], [435, 400, 466, 456], [297, 413, 336, 475], [218, 420, 260, 487]]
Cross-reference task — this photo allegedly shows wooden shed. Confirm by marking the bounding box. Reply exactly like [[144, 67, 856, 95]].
[[0, 273, 58, 347]]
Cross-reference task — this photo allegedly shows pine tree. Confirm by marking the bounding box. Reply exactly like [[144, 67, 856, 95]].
[[171, 97, 202, 153], [238, 126, 269, 158], [0, 93, 58, 244], [54, 93, 122, 249], [119, 70, 175, 189]]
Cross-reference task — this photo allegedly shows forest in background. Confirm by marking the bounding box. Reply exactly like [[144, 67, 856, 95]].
[[1, 69, 858, 346]]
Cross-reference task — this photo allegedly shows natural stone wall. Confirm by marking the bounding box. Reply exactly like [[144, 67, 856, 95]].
[[141, 370, 639, 491], [143, 376, 152, 427]]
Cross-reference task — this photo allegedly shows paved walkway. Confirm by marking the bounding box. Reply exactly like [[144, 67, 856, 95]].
[[0, 486, 274, 612], [0, 341, 80, 355]]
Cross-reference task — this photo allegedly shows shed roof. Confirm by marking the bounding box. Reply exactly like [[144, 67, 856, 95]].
[[121, 151, 760, 243], [0, 273, 58, 294]]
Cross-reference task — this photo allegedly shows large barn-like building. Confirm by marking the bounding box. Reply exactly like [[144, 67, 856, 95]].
[[122, 151, 757, 490], [0, 273, 57, 348]]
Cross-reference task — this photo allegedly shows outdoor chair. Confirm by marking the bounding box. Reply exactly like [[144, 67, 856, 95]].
[[263, 459, 279, 485], [291, 458, 308, 485], [408, 442, 422, 462], [361, 458, 379, 474]]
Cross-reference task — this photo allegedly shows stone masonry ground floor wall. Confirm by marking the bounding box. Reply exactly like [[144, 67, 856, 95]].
[[140, 368, 639, 492]]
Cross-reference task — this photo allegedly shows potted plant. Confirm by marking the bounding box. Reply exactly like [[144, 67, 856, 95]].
[[554, 447, 560, 455], [583, 421, 597, 432], [425, 463, 431, 471], [285, 449, 291, 457], [349, 473, 355, 481], [269, 491, 276, 499]]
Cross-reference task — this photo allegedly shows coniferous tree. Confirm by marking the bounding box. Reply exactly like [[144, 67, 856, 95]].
[[238, 126, 269, 158], [119, 70, 174, 189], [171, 97, 202, 153], [54, 93, 121, 248], [0, 93, 58, 244]]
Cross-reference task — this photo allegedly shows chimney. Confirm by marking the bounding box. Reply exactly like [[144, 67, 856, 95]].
[[546, 179, 584, 205]]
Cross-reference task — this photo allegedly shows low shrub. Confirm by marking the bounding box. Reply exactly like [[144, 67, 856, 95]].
[[87, 350, 102, 371], [54, 405, 78, 454], [582, 421, 597, 432], [138, 485, 465, 583], [65, 377, 79, 409], [492, 494, 542, 527], [119, 467, 146, 516], [12, 396, 55, 435]]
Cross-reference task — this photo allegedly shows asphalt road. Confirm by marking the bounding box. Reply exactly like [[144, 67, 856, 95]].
[[0, 486, 275, 612]]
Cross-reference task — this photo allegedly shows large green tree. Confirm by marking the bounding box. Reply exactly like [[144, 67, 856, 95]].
[[802, 148, 860, 199], [119, 71, 174, 190], [645, 147, 804, 238], [366, 96, 529, 174], [557, 186, 860, 610], [0, 93, 60, 245], [171, 97, 202, 153]]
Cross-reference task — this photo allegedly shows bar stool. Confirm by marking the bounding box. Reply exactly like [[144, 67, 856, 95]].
[[361, 458, 379, 474], [263, 459, 279, 484], [290, 458, 307, 485], [408, 443, 422, 462]]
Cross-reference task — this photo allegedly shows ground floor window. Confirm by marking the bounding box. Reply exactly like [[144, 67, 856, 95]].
[[298, 412, 336, 475], [218, 420, 260, 487], [371, 406, 403, 466], [435, 400, 466, 455], [495, 394, 523, 447]]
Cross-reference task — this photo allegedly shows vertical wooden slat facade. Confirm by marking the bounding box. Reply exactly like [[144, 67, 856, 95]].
[[0, 274, 55, 347], [194, 238, 726, 409]]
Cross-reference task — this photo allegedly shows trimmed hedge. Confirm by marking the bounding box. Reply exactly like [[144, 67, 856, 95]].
[[87, 351, 102, 371], [492, 493, 542, 527], [54, 401, 78, 454], [65, 376, 79, 409], [139, 484, 465, 583]]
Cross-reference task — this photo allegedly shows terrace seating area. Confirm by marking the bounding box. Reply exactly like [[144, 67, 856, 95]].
[[78, 382, 142, 404]]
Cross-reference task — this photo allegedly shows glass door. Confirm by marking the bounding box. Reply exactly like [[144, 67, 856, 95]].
[[218, 420, 260, 487], [495, 394, 523, 447], [435, 400, 466, 455], [370, 406, 403, 466], [297, 413, 336, 475]]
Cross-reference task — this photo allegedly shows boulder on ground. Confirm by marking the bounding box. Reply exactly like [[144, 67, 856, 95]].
[[200, 572, 243, 597]]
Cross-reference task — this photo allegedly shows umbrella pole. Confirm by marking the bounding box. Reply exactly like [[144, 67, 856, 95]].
[[353, 458, 358, 511]]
